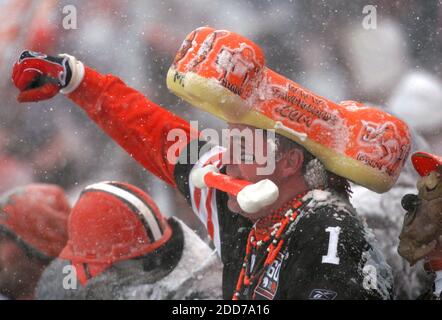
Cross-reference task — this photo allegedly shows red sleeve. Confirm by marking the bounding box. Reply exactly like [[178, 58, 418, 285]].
[[68, 66, 197, 186]]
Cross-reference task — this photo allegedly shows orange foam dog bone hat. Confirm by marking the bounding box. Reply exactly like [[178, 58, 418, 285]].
[[167, 27, 411, 193]]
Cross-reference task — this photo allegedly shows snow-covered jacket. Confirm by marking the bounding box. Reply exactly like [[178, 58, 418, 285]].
[[35, 218, 223, 300]]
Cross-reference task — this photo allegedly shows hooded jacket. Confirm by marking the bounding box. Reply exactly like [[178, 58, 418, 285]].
[[35, 218, 222, 300]]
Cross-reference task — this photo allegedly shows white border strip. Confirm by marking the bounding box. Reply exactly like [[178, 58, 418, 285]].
[[84, 182, 162, 241]]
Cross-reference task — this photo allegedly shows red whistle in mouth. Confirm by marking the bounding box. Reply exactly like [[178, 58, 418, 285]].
[[191, 165, 279, 214]]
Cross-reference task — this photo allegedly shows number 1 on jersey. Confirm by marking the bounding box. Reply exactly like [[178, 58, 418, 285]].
[[322, 226, 341, 265]]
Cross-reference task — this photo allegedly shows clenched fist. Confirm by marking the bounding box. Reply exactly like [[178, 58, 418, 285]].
[[12, 50, 84, 102]]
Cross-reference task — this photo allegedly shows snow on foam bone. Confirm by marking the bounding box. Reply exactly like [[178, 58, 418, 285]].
[[274, 121, 307, 142]]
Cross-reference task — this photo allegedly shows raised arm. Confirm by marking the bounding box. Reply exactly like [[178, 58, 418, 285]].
[[12, 51, 197, 186], [68, 66, 197, 185]]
